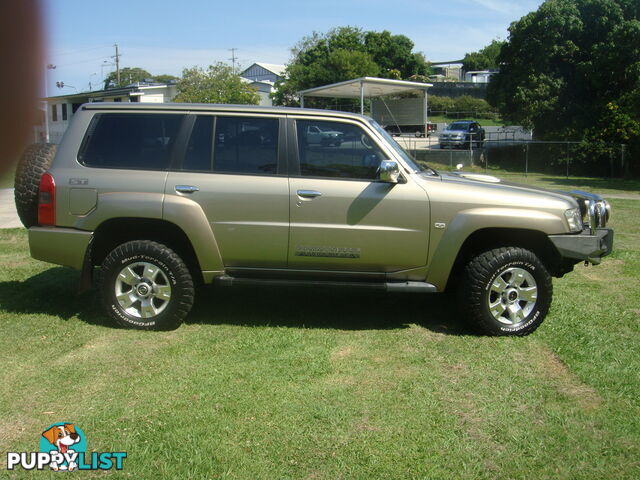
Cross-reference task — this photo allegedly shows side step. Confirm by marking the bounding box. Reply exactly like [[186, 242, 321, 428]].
[[214, 275, 437, 293]]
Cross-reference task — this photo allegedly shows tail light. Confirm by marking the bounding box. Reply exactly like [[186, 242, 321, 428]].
[[38, 173, 56, 226]]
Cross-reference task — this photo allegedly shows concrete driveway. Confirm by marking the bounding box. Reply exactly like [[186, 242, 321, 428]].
[[0, 189, 22, 228]]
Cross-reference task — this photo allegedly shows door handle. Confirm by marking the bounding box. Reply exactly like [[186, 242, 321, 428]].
[[175, 185, 199, 194], [297, 190, 322, 199]]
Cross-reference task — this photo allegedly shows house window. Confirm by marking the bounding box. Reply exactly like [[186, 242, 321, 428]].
[[62, 104, 68, 121], [114, 97, 122, 102], [51, 104, 58, 122]]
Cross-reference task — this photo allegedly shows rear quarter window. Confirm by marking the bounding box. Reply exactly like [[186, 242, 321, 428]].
[[78, 113, 184, 170]]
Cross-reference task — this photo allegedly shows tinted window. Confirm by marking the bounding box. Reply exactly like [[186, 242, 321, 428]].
[[296, 120, 384, 180], [213, 116, 278, 175], [183, 116, 213, 171], [79, 113, 184, 170], [448, 122, 470, 131]]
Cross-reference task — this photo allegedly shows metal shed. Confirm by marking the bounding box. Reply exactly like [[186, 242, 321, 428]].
[[298, 76, 433, 135]]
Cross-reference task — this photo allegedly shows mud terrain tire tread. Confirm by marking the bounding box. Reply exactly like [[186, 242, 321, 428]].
[[99, 240, 194, 330], [14, 143, 58, 228], [459, 247, 553, 336]]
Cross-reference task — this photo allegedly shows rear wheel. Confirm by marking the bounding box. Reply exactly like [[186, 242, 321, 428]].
[[99, 240, 194, 330], [459, 247, 552, 336]]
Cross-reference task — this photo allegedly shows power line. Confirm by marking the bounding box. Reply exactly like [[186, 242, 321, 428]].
[[50, 44, 112, 58], [54, 55, 113, 68]]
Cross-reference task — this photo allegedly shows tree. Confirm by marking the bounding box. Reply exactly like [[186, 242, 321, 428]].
[[272, 27, 430, 107], [103, 67, 178, 89], [462, 39, 505, 71], [153, 74, 179, 84], [174, 62, 260, 105], [104, 67, 151, 89], [487, 0, 640, 173], [364, 30, 430, 79]]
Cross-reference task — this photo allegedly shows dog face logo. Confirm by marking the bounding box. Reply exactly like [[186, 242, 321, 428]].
[[6, 422, 126, 471], [41, 423, 81, 471]]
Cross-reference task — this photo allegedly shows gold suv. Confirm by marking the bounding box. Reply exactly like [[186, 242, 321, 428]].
[[20, 104, 613, 335]]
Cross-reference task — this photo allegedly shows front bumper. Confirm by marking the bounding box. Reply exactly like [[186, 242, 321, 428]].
[[548, 228, 614, 265], [29, 227, 93, 270], [440, 138, 465, 146]]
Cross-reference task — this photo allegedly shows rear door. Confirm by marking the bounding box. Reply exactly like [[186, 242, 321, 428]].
[[287, 117, 430, 273], [165, 114, 290, 268]]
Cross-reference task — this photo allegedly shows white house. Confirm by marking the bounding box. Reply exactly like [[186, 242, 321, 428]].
[[239, 63, 286, 106], [463, 71, 496, 83], [38, 82, 178, 144]]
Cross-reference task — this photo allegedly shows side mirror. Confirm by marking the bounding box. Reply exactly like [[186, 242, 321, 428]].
[[378, 160, 400, 184]]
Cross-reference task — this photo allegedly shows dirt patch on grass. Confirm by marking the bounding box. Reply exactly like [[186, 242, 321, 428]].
[[330, 345, 357, 362], [354, 415, 381, 433], [0, 414, 41, 461], [325, 374, 357, 386], [576, 259, 624, 282], [538, 349, 602, 411]]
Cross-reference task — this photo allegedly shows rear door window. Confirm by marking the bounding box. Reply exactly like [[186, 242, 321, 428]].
[[181, 115, 280, 175], [79, 113, 184, 170], [214, 116, 279, 175]]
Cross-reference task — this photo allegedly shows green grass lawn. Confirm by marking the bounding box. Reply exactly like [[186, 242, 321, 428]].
[[0, 200, 639, 478], [0, 166, 15, 189], [422, 159, 640, 196]]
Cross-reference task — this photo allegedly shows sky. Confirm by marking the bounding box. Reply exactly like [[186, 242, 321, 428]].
[[42, 0, 544, 96]]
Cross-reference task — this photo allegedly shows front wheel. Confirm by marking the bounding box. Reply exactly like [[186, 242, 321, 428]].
[[459, 247, 552, 336], [99, 240, 194, 330]]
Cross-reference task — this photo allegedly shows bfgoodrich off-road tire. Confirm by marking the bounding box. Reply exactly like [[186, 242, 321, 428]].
[[14, 143, 57, 228], [99, 241, 194, 330], [459, 247, 553, 336]]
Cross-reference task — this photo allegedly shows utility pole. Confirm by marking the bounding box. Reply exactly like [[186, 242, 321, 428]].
[[112, 43, 121, 85], [44, 63, 56, 143], [229, 48, 238, 73]]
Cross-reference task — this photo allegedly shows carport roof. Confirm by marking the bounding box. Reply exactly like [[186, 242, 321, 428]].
[[298, 77, 432, 99]]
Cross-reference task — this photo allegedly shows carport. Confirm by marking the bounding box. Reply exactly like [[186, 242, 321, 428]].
[[298, 77, 432, 134]]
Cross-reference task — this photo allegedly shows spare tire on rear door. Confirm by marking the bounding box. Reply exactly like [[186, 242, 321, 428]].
[[14, 143, 57, 228]]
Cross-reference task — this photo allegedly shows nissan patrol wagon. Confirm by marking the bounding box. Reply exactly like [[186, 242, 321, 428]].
[[17, 103, 613, 335]]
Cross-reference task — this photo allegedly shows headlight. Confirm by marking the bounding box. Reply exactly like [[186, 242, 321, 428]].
[[564, 208, 583, 232]]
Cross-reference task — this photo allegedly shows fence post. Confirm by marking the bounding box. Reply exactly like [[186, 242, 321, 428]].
[[485, 146, 488, 173], [621, 144, 627, 177], [525, 143, 529, 178], [565, 142, 569, 179]]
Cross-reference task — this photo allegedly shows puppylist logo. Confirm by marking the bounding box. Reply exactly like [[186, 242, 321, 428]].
[[6, 423, 126, 471]]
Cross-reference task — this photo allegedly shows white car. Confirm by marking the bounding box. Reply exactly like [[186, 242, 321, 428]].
[[305, 125, 344, 146]]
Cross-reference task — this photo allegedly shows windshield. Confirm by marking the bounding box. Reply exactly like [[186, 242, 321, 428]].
[[368, 119, 437, 175], [446, 122, 470, 131]]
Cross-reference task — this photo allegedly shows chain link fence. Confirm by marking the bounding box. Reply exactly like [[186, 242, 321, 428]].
[[407, 139, 629, 179], [428, 110, 501, 121]]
